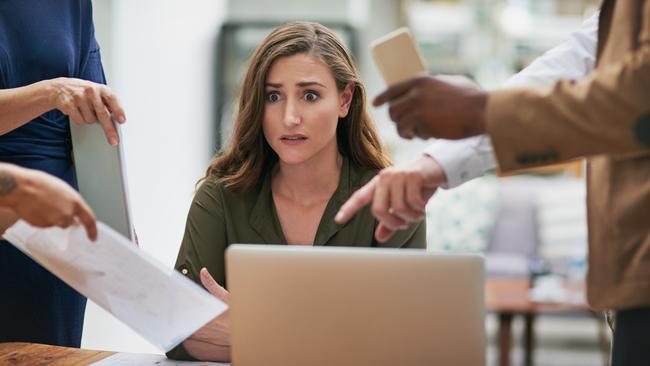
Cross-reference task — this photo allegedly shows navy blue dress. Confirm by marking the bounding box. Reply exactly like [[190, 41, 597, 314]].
[[0, 0, 106, 347]]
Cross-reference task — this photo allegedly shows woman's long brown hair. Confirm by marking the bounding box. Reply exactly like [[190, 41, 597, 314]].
[[204, 21, 390, 192]]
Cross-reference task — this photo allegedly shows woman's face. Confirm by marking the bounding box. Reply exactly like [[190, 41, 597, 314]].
[[263, 53, 352, 166]]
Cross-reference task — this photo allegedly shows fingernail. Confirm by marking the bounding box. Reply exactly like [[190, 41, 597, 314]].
[[118, 115, 126, 123], [334, 212, 343, 222], [109, 137, 118, 146]]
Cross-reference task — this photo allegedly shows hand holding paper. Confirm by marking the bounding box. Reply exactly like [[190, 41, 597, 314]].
[[2, 220, 227, 351]]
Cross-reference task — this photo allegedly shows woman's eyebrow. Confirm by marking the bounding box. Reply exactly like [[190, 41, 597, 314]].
[[265, 81, 327, 88], [296, 81, 326, 88]]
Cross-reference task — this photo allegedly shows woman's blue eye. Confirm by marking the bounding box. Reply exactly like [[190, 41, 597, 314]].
[[266, 91, 281, 103], [304, 91, 319, 102]]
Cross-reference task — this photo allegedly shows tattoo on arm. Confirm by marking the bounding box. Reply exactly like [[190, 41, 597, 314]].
[[0, 170, 17, 196]]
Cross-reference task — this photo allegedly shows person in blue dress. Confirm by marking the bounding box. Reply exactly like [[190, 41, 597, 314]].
[[0, 0, 126, 347]]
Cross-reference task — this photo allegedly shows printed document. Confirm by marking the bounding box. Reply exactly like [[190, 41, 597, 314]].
[[3, 220, 227, 351]]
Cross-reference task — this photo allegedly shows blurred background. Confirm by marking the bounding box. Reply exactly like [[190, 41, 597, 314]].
[[87, 1, 606, 365]]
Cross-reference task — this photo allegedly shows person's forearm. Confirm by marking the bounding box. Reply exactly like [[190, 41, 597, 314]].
[[0, 163, 20, 207], [424, 12, 599, 187], [0, 80, 57, 135], [488, 43, 650, 172], [0, 208, 18, 234], [0, 162, 98, 239], [0, 164, 22, 232], [183, 339, 231, 362], [0, 163, 38, 209]]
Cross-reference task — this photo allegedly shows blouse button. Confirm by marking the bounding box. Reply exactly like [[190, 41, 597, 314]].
[[181, 268, 188, 275]]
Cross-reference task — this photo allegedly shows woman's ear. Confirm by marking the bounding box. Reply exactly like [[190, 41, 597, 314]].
[[339, 83, 354, 118]]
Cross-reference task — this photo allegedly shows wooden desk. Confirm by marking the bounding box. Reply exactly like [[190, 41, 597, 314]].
[[485, 277, 597, 366], [0, 342, 114, 366]]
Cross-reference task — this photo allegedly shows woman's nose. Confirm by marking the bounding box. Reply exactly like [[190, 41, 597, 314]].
[[283, 99, 301, 126]]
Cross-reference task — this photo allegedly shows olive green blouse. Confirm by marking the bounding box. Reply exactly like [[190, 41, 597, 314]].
[[167, 157, 426, 360]]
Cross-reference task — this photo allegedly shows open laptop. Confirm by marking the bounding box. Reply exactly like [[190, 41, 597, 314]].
[[225, 245, 485, 366], [70, 121, 134, 241]]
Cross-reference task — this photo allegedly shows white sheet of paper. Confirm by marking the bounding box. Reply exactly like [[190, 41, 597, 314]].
[[3, 220, 227, 352], [91, 352, 230, 366]]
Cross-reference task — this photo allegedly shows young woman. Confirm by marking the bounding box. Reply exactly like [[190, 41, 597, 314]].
[[168, 21, 426, 362]]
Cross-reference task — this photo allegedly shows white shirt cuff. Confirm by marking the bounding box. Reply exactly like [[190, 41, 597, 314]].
[[423, 136, 497, 189]]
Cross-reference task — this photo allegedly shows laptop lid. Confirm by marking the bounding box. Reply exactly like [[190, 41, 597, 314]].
[[70, 121, 134, 240], [226, 245, 485, 366]]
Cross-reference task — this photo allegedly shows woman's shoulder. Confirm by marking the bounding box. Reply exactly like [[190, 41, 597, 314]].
[[195, 175, 225, 196], [195, 174, 261, 206]]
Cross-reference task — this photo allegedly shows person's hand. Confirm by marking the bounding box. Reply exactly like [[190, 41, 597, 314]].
[[335, 155, 446, 242], [373, 75, 488, 140], [48, 77, 126, 146], [0, 164, 97, 240], [183, 268, 232, 362]]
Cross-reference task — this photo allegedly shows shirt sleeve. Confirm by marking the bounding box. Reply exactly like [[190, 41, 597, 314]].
[[504, 11, 599, 88], [424, 11, 600, 188], [423, 136, 497, 189], [166, 179, 228, 361]]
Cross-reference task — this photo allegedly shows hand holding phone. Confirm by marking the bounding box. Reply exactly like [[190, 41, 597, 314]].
[[371, 28, 428, 86]]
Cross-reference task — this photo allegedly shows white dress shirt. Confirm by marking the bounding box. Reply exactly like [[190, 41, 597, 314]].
[[424, 11, 599, 188]]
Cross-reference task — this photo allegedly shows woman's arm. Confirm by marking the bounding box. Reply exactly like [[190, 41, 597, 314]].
[[0, 77, 126, 145], [181, 268, 231, 362], [0, 80, 54, 135], [166, 179, 232, 362]]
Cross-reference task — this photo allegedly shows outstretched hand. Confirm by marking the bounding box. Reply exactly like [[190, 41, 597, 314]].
[[335, 155, 446, 242]]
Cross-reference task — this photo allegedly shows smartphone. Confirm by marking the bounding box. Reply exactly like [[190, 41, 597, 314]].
[[370, 27, 428, 86]]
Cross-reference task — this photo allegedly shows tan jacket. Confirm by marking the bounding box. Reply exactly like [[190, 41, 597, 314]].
[[487, 1, 650, 310]]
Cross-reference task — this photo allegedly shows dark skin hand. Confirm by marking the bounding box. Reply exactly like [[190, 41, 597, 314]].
[[373, 75, 489, 140]]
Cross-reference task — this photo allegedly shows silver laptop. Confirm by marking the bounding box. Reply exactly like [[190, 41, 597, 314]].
[[226, 245, 485, 366], [70, 121, 134, 240]]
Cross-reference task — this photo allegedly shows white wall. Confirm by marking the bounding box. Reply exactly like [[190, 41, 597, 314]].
[[83, 0, 226, 353]]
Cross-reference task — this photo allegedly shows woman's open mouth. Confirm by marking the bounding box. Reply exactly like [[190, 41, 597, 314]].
[[280, 134, 308, 145]]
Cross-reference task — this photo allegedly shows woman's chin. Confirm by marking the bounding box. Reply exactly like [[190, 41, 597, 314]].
[[278, 156, 309, 165], [276, 151, 312, 166]]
